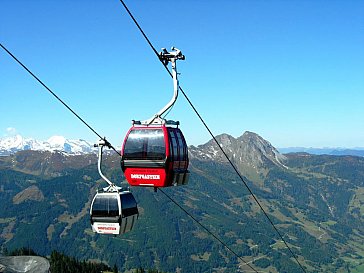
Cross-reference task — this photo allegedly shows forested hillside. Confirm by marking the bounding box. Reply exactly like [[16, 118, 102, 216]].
[[0, 136, 364, 272]]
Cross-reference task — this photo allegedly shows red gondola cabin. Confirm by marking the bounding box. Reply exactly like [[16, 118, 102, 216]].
[[121, 125, 189, 187]]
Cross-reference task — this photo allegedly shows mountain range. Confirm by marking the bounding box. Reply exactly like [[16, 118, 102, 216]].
[[1, 134, 363, 157], [0, 135, 96, 156], [279, 147, 364, 157], [0, 131, 364, 272]]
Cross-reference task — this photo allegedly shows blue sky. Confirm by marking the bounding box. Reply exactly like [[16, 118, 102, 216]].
[[1, 0, 363, 148]]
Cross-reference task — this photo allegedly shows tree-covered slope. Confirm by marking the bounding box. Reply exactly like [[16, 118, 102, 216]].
[[0, 148, 363, 272]]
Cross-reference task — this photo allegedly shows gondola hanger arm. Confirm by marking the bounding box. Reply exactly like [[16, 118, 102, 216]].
[[95, 138, 121, 192], [140, 47, 185, 126]]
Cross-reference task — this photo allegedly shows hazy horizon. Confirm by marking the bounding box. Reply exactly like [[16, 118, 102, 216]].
[[1, 131, 364, 151]]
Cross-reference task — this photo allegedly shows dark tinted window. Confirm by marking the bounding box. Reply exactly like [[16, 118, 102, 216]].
[[121, 193, 137, 209], [169, 139, 174, 159], [92, 194, 119, 217], [121, 193, 138, 217], [124, 129, 166, 160], [169, 130, 179, 160], [176, 130, 185, 160]]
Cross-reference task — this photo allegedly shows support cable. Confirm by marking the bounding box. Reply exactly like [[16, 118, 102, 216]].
[[117, 1, 307, 272], [1, 42, 258, 272], [0, 43, 121, 157], [159, 188, 258, 272], [2, 4, 306, 269]]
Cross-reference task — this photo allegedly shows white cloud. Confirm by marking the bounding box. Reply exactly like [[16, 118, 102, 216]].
[[5, 127, 17, 136]]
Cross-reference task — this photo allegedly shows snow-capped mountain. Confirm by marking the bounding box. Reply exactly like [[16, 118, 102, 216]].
[[0, 135, 96, 155]]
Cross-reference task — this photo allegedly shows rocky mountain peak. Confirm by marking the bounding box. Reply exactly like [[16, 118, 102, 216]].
[[238, 131, 287, 165], [189, 131, 287, 178], [240, 131, 262, 142]]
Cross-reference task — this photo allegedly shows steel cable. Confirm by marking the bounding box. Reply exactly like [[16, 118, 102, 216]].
[[117, 1, 307, 272]]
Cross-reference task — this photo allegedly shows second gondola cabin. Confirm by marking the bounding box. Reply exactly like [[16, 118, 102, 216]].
[[90, 190, 138, 235], [121, 124, 189, 187]]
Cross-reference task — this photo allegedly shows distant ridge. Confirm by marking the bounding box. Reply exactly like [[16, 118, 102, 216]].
[[279, 147, 364, 157]]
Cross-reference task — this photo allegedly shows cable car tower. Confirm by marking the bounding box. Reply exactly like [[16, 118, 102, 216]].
[[121, 47, 190, 188]]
